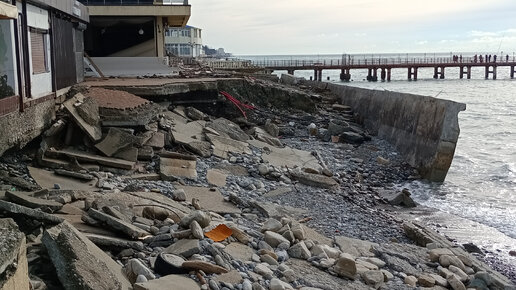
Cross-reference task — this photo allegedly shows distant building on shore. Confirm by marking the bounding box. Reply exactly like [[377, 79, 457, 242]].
[[164, 25, 203, 57], [203, 45, 232, 58]]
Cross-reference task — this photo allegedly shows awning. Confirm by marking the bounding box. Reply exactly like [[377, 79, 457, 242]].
[[0, 2, 18, 20]]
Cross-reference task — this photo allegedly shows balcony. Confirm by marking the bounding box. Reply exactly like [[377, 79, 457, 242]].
[[78, 0, 188, 5], [0, 1, 17, 19]]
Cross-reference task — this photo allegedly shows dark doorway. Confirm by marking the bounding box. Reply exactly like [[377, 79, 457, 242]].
[[84, 16, 155, 57]]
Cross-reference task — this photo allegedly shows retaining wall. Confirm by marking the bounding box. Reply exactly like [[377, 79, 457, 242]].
[[307, 81, 466, 182], [0, 98, 56, 156]]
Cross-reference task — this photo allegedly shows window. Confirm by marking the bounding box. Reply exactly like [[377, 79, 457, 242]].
[[194, 29, 197, 38], [30, 28, 49, 74], [181, 29, 190, 37], [199, 30, 201, 38], [179, 44, 190, 56]]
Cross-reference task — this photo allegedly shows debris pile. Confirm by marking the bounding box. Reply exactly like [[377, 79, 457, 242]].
[[0, 81, 514, 289]]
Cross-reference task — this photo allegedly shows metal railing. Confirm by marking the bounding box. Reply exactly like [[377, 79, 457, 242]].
[[251, 55, 516, 68], [77, 0, 188, 5], [202, 59, 255, 70]]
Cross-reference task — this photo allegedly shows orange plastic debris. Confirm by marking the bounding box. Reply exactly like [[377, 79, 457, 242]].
[[205, 224, 233, 242]]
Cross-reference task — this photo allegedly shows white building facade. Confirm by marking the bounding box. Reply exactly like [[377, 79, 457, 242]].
[[164, 25, 202, 57]]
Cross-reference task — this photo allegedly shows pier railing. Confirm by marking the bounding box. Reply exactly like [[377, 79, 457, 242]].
[[251, 56, 516, 68], [77, 0, 188, 5]]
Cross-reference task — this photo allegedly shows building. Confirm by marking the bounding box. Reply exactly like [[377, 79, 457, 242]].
[[164, 25, 202, 57], [78, 0, 191, 58], [0, 0, 89, 155]]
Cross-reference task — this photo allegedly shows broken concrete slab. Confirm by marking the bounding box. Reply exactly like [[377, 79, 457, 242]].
[[178, 186, 241, 215], [134, 274, 200, 290], [47, 148, 135, 170], [145, 132, 165, 149], [87, 208, 150, 239], [214, 164, 249, 176], [85, 233, 145, 251], [54, 169, 95, 181], [206, 134, 252, 159], [263, 187, 293, 198], [160, 157, 198, 181], [248, 127, 283, 147], [92, 191, 191, 222], [170, 120, 212, 157], [5, 191, 63, 212], [0, 170, 39, 191], [0, 200, 64, 224], [42, 221, 131, 290], [0, 218, 30, 290], [290, 170, 339, 189], [114, 147, 139, 162], [171, 120, 206, 145], [95, 128, 140, 157], [206, 169, 227, 187], [159, 151, 197, 161], [252, 201, 307, 219], [63, 94, 102, 142], [248, 139, 322, 171], [28, 166, 97, 191], [207, 118, 250, 142]]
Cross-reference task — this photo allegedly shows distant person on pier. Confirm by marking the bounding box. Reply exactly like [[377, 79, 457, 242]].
[[489, 55, 492, 62], [474, 55, 477, 63], [493, 55, 497, 62], [459, 55, 462, 62], [506, 54, 509, 62], [486, 54, 488, 62], [479, 55, 483, 63]]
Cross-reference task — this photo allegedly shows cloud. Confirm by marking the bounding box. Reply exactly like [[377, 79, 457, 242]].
[[189, 0, 516, 54]]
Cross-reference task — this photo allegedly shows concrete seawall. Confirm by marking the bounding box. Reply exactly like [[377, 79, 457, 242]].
[[306, 81, 466, 182]]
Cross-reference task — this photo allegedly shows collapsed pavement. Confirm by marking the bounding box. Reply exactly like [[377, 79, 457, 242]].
[[0, 77, 514, 290]]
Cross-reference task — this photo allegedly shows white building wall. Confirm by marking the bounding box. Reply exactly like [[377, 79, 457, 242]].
[[164, 26, 203, 57], [26, 4, 52, 98], [0, 19, 18, 96]]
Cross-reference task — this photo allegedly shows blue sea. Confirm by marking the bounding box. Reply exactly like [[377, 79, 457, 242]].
[[240, 54, 516, 268]]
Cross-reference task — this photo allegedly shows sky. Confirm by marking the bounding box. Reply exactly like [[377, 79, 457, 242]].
[[188, 0, 516, 55]]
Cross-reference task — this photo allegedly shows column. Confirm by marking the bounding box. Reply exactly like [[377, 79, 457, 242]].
[[433, 67, 438, 79], [317, 69, 322, 82], [485, 66, 489, 79], [372, 68, 378, 81], [156, 16, 165, 57], [413, 67, 418, 81], [440, 67, 445, 79], [380, 68, 386, 81], [467, 66, 472, 79], [459, 66, 464, 79], [387, 68, 391, 82], [314, 70, 317, 81], [408, 68, 412, 80], [511, 66, 515, 79], [493, 66, 497, 80]]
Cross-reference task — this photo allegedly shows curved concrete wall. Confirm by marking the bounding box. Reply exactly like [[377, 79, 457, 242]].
[[307, 81, 466, 182]]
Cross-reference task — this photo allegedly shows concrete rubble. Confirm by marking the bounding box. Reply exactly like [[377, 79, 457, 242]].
[[0, 78, 514, 290]]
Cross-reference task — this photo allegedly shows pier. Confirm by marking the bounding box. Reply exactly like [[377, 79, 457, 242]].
[[252, 56, 516, 81]]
